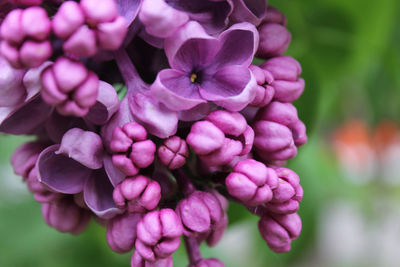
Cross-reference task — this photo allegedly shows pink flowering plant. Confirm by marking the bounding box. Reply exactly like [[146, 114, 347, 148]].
[[0, 0, 307, 266]]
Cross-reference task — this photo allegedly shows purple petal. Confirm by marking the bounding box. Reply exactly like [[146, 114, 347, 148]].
[[45, 111, 92, 143], [23, 61, 52, 100], [139, 0, 188, 39], [166, 0, 233, 34], [178, 102, 211, 122], [103, 153, 125, 187], [151, 69, 206, 111], [85, 81, 120, 125], [209, 22, 259, 70], [200, 65, 256, 111], [0, 56, 25, 107], [115, 0, 142, 25], [0, 94, 52, 135], [84, 168, 122, 219], [57, 128, 104, 169], [128, 91, 178, 138], [164, 21, 218, 71], [230, 0, 267, 25], [37, 145, 90, 194]]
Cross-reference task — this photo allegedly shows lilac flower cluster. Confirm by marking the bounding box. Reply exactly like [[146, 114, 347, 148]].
[[1, 0, 306, 266]]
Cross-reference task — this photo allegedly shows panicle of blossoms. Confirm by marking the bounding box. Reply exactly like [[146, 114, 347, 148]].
[[0, 0, 308, 266]]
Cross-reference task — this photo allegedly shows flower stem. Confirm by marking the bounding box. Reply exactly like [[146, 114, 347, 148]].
[[184, 236, 202, 265], [113, 48, 146, 93], [172, 169, 195, 196]]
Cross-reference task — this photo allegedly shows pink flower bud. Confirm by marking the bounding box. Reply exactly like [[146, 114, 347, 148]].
[[226, 159, 278, 206], [187, 110, 254, 167], [158, 136, 189, 169], [42, 196, 91, 234], [260, 56, 305, 103], [80, 0, 118, 26], [113, 175, 161, 213], [106, 212, 143, 253], [135, 209, 183, 262], [195, 190, 228, 247], [258, 212, 302, 253], [249, 65, 274, 107], [177, 191, 222, 236], [0, 7, 52, 68], [52, 1, 86, 39], [254, 102, 307, 163], [41, 57, 99, 117], [110, 122, 156, 176], [264, 6, 287, 26], [52, 0, 127, 56], [266, 167, 303, 214], [256, 23, 291, 58]]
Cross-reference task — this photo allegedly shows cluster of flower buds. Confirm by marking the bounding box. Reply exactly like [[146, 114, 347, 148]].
[[1, 0, 307, 266]]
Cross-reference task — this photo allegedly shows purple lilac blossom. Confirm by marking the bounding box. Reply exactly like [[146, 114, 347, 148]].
[[0, 1, 307, 266], [151, 21, 259, 113]]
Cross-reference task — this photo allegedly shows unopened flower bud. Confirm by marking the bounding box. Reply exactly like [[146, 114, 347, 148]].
[[258, 212, 301, 253], [249, 65, 274, 107], [52, 1, 86, 39], [226, 159, 278, 206], [260, 56, 305, 103], [53, 0, 127, 56], [266, 167, 303, 214], [113, 175, 161, 213], [158, 136, 189, 169], [0, 7, 52, 68], [42, 196, 91, 234], [110, 122, 156, 176], [187, 110, 254, 166], [177, 191, 223, 236], [264, 6, 287, 25], [254, 102, 307, 163], [135, 209, 183, 261], [257, 23, 291, 58], [41, 57, 99, 117], [106, 212, 143, 253]]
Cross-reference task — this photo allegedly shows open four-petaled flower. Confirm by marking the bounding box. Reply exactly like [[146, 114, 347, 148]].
[[151, 21, 259, 115]]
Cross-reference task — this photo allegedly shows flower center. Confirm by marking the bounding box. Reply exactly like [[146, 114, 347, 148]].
[[190, 73, 197, 83]]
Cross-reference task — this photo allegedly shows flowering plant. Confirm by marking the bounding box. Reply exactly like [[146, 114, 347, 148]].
[[0, 0, 306, 266]]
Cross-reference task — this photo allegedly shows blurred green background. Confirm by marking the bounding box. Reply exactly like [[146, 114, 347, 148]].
[[1, 0, 400, 266]]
